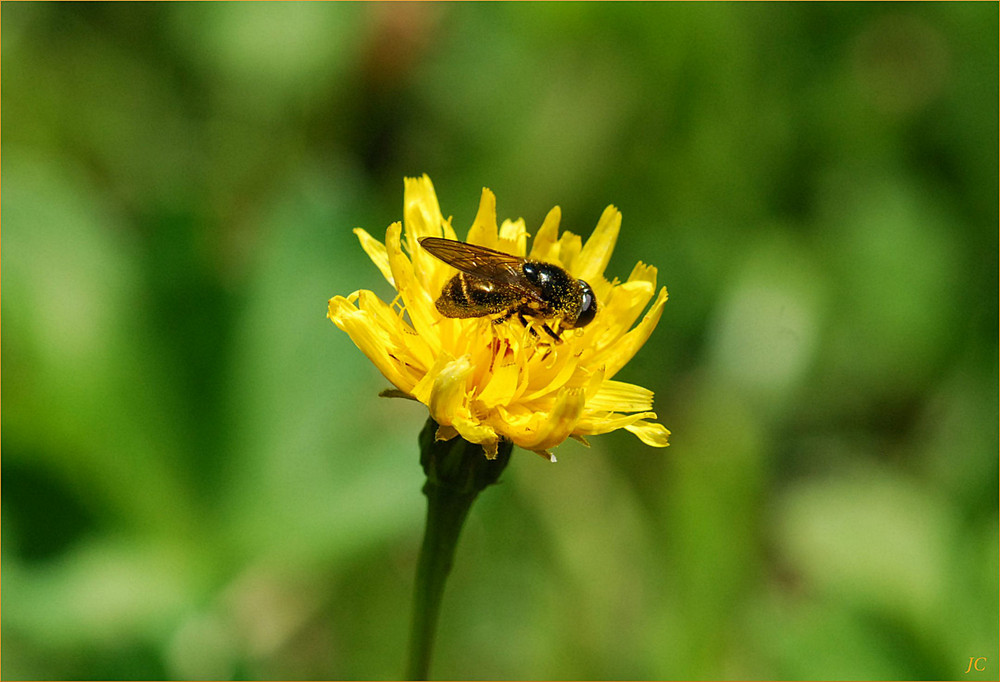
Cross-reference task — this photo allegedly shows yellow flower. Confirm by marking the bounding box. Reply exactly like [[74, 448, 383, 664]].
[[328, 175, 670, 461]]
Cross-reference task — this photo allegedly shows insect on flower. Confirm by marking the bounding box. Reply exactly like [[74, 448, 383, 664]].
[[328, 175, 670, 460], [419, 237, 598, 341]]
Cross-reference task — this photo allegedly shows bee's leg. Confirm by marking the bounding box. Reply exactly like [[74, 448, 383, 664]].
[[540, 322, 562, 343], [493, 309, 515, 325], [516, 313, 541, 338]]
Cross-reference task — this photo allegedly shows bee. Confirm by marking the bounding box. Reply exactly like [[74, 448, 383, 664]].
[[419, 236, 598, 341]]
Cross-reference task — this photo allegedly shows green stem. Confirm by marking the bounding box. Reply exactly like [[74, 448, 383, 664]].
[[405, 418, 512, 680], [406, 479, 475, 680]]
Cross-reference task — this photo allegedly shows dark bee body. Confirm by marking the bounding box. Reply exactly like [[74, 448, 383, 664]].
[[419, 237, 598, 338], [436, 273, 523, 318]]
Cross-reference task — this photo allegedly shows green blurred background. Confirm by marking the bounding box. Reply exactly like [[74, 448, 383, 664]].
[[3, 3, 997, 680]]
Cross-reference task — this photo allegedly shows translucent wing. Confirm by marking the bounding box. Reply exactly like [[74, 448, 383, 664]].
[[419, 237, 539, 295]]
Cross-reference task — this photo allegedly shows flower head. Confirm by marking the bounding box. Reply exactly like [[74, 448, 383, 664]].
[[328, 175, 670, 461]]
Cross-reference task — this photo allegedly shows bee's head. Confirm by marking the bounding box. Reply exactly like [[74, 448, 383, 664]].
[[571, 279, 597, 328], [523, 261, 598, 329]]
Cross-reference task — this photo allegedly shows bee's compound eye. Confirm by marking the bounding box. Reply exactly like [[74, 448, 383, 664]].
[[521, 261, 541, 285], [574, 280, 597, 328]]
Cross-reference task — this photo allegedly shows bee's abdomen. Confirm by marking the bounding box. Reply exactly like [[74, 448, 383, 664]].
[[435, 273, 519, 318]]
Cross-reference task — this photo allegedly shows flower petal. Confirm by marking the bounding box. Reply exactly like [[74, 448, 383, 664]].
[[574, 411, 659, 436], [514, 384, 587, 451], [600, 286, 669, 380], [574, 205, 621, 282], [625, 420, 671, 447], [428, 355, 473, 425], [404, 175, 447, 286], [520, 353, 581, 402], [354, 227, 394, 286], [465, 187, 499, 249], [587, 380, 655, 413], [404, 174, 445, 242], [581, 279, 657, 358], [452, 416, 500, 459], [529, 206, 562, 263], [386, 222, 442, 350], [476, 345, 524, 409], [411, 351, 453, 404], [557, 231, 583, 271], [626, 260, 658, 287], [328, 294, 419, 393], [441, 216, 459, 241], [356, 290, 435, 370], [498, 218, 528, 257]]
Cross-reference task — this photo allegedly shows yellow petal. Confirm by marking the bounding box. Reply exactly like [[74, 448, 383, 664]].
[[328, 294, 418, 393], [356, 290, 435, 371], [476, 346, 524, 409], [404, 175, 447, 285], [581, 279, 657, 358], [441, 215, 459, 241], [574, 205, 621, 283], [520, 354, 581, 402], [587, 380, 655, 413], [452, 416, 499, 459], [600, 286, 669, 380], [574, 411, 659, 436], [411, 351, 454, 404], [557, 231, 582, 271], [465, 187, 499, 249], [514, 384, 587, 451], [404, 174, 445, 241], [625, 420, 671, 447], [354, 227, 394, 286], [626, 260, 658, 288], [498, 218, 528, 257], [529, 206, 562, 263], [583, 364, 607, 402], [428, 355, 474, 425], [385, 222, 442, 349], [584, 262, 655, 334]]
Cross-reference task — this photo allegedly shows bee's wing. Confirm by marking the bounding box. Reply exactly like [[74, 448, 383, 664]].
[[420, 237, 542, 297]]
